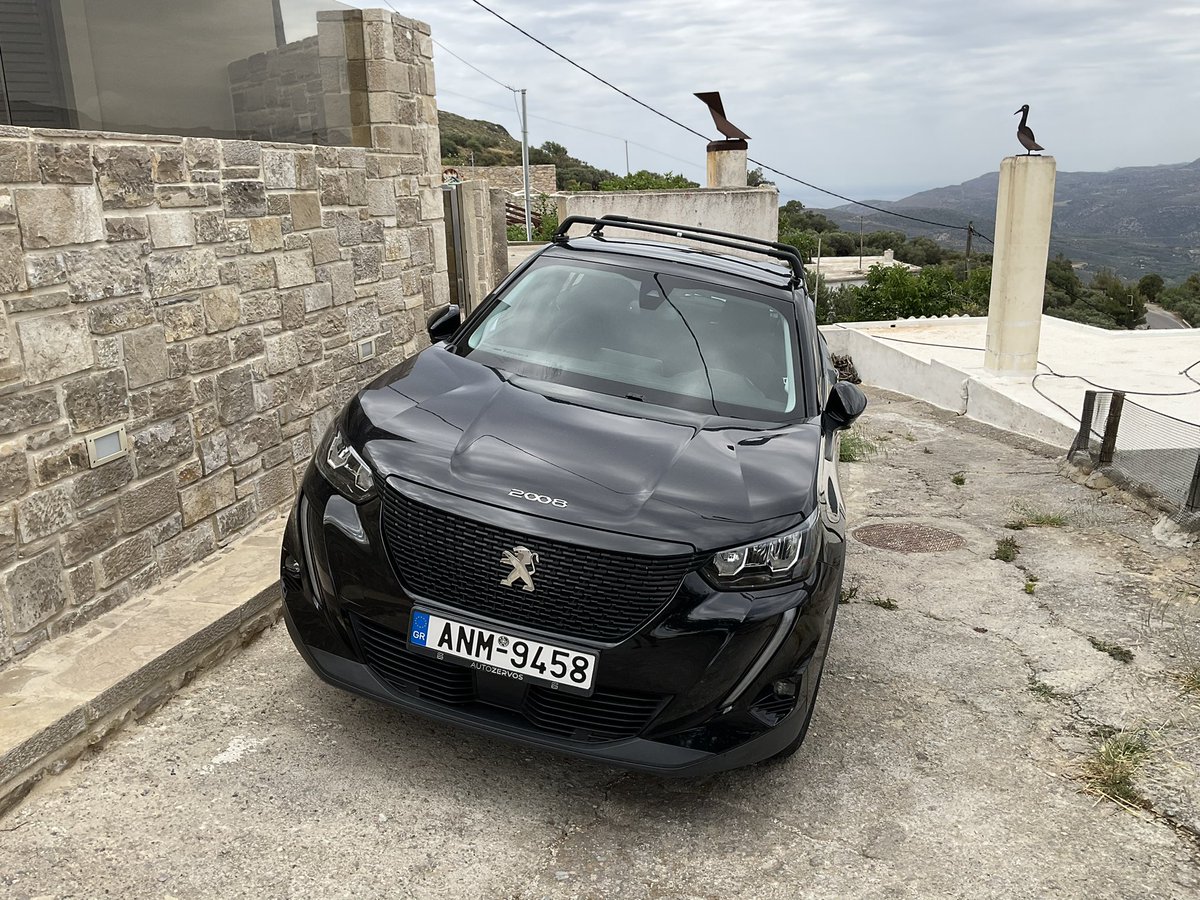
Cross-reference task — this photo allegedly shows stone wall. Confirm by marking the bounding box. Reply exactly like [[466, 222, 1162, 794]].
[[0, 8, 449, 667], [453, 165, 556, 196], [229, 36, 328, 146]]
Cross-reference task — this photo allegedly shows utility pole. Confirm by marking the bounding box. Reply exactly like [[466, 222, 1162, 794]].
[[815, 233, 822, 307], [858, 216, 864, 272], [625, 140, 630, 176], [966, 221, 973, 277], [520, 88, 532, 241]]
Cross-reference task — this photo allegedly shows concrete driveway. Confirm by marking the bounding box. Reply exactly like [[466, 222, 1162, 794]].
[[2, 389, 1198, 899]]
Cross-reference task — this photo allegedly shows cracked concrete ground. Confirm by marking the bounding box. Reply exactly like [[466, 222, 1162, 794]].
[[2, 387, 1198, 899]]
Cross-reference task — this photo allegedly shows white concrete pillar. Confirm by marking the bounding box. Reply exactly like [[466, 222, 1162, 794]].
[[984, 155, 1057, 376], [706, 140, 748, 188]]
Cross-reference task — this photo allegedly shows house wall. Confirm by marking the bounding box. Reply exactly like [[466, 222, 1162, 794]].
[[0, 8, 450, 666], [554, 186, 780, 256], [452, 165, 556, 196]]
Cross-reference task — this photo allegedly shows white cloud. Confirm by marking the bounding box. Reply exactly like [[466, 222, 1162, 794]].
[[332, 0, 1200, 205]]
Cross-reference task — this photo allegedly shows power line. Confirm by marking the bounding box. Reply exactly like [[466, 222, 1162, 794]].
[[465, 0, 989, 245], [430, 38, 517, 93]]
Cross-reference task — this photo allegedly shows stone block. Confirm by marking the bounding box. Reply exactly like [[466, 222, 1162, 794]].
[[194, 211, 228, 244], [239, 292, 281, 324], [129, 381, 195, 423], [216, 364, 255, 425], [123, 324, 170, 388], [221, 141, 262, 167], [179, 469, 236, 526], [229, 415, 282, 465], [17, 310, 93, 383], [99, 533, 153, 587], [94, 145, 154, 208], [348, 301, 380, 338], [162, 301, 205, 342], [0, 141, 36, 183], [156, 185, 212, 208], [151, 147, 186, 183], [187, 336, 233, 373], [132, 415, 195, 475], [147, 211, 196, 248], [0, 188, 14, 225], [305, 281, 333, 313], [2, 549, 67, 633], [32, 440, 88, 486], [146, 248, 219, 299], [262, 150, 298, 190], [24, 250, 66, 288], [156, 521, 216, 575], [64, 242, 146, 303], [13, 185, 104, 248], [276, 252, 316, 288], [61, 506, 119, 567], [0, 443, 29, 502], [62, 368, 129, 432], [199, 431, 229, 475], [231, 328, 265, 361], [334, 211, 362, 246], [255, 463, 295, 510], [249, 217, 284, 253], [88, 295, 155, 335], [290, 193, 321, 231], [37, 143, 94, 183], [223, 180, 267, 218], [309, 229, 340, 265], [319, 172, 349, 206], [17, 481, 73, 544], [183, 138, 220, 170], [119, 472, 179, 533], [105, 215, 149, 242], [0, 230, 26, 294], [215, 497, 257, 542], [201, 286, 241, 333], [239, 257, 277, 291], [352, 244, 382, 283], [265, 333, 300, 375], [1, 389, 60, 437]]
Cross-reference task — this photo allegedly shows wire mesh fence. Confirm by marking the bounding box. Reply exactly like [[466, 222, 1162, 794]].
[[1069, 391, 1200, 528]]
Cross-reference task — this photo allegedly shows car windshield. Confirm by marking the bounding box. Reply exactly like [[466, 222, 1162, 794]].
[[461, 258, 800, 419]]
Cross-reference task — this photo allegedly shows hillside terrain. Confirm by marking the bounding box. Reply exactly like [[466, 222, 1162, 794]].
[[820, 158, 1200, 280]]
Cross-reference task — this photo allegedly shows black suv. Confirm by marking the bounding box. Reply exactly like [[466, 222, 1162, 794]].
[[281, 215, 867, 775]]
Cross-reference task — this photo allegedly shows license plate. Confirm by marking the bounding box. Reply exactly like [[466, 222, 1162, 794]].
[[408, 610, 597, 696]]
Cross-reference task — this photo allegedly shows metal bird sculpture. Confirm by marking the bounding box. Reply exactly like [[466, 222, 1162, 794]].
[[1014, 104, 1044, 155]]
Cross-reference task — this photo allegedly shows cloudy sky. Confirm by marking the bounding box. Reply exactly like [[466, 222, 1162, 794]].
[[296, 0, 1200, 206]]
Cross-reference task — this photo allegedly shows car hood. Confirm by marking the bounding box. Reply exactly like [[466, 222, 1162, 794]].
[[350, 348, 820, 551]]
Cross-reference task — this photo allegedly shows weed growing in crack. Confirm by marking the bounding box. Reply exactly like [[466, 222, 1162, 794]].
[[839, 429, 878, 463], [1027, 676, 1069, 701], [922, 447, 932, 454], [869, 596, 899, 610], [839, 580, 860, 604], [950, 471, 967, 486], [1082, 730, 1153, 807], [992, 537, 1020, 562], [1024, 574, 1039, 595], [1007, 502, 1069, 529], [1173, 665, 1200, 696], [1089, 636, 1135, 663]]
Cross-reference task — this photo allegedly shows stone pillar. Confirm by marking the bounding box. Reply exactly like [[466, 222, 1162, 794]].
[[706, 140, 747, 188], [984, 155, 1057, 376]]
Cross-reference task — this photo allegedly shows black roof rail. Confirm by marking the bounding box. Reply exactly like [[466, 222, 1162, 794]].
[[553, 214, 806, 287]]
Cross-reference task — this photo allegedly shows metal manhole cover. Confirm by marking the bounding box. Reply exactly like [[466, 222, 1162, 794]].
[[853, 523, 966, 553]]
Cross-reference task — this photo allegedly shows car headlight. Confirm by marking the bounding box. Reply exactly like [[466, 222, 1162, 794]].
[[702, 512, 821, 590], [316, 427, 376, 502]]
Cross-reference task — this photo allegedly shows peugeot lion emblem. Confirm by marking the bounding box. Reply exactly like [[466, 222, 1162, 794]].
[[500, 546, 539, 592]]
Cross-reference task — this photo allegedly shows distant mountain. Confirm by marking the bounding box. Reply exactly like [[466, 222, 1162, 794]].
[[820, 159, 1200, 281]]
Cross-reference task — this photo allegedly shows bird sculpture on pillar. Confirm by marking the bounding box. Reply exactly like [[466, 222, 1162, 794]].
[[1014, 104, 1044, 155]]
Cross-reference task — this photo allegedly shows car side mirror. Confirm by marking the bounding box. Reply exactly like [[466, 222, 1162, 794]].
[[824, 381, 867, 431], [426, 304, 461, 344]]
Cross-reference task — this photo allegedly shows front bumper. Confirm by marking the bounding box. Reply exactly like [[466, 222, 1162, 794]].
[[282, 471, 844, 776]]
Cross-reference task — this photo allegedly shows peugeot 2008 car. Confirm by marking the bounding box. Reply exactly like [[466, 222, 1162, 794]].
[[281, 215, 867, 775]]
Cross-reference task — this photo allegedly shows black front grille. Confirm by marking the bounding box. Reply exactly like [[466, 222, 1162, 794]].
[[380, 488, 696, 642], [350, 614, 663, 743], [523, 687, 662, 742], [354, 615, 474, 704]]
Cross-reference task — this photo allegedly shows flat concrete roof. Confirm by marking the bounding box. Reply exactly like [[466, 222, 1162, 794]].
[[812, 255, 919, 283], [824, 316, 1200, 446]]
